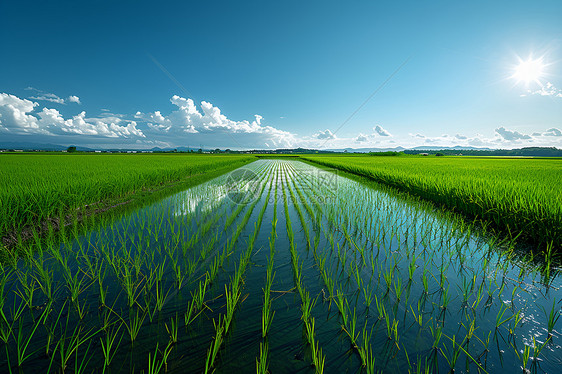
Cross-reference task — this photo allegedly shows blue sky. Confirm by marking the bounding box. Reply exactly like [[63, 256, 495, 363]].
[[1, 0, 561, 149]]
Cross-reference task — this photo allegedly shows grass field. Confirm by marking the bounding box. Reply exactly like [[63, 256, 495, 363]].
[[0, 153, 255, 241], [300, 154, 562, 249]]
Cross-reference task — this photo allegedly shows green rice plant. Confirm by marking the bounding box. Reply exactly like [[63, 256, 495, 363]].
[[462, 318, 477, 344], [357, 322, 374, 367], [393, 276, 403, 301], [116, 307, 148, 343], [204, 316, 225, 374], [361, 278, 373, 308], [530, 335, 551, 367], [224, 283, 241, 334], [99, 322, 124, 370], [172, 262, 186, 290], [208, 256, 220, 284], [440, 335, 462, 372], [165, 313, 179, 344], [15, 271, 37, 310], [495, 303, 515, 330], [31, 259, 54, 301], [262, 271, 275, 338], [408, 255, 417, 281], [184, 299, 203, 326], [335, 290, 348, 327], [441, 285, 450, 310], [408, 306, 422, 330], [543, 299, 560, 338], [155, 281, 172, 313], [383, 267, 394, 292], [429, 325, 443, 353], [256, 341, 269, 374], [147, 342, 173, 374], [421, 270, 429, 294], [304, 318, 325, 373], [15, 306, 49, 367], [48, 316, 99, 373], [375, 295, 386, 320], [192, 276, 209, 312], [0, 310, 13, 346], [471, 280, 485, 310], [342, 306, 359, 347], [513, 342, 531, 373]]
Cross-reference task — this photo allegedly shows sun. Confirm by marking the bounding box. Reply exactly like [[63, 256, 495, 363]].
[[512, 57, 545, 85]]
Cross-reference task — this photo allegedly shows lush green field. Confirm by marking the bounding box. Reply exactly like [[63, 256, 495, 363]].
[[0, 153, 255, 240], [300, 155, 562, 249], [2, 159, 560, 373]]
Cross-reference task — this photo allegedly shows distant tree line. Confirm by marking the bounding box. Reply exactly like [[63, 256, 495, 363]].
[[368, 151, 403, 156], [404, 147, 562, 157]]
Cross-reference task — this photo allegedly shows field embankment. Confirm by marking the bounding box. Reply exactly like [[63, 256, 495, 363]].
[[300, 155, 562, 249], [0, 153, 255, 243]]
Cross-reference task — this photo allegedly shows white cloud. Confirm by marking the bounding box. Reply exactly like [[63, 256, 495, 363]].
[[355, 133, 368, 142], [0, 93, 145, 138], [0, 93, 43, 133], [527, 82, 562, 98], [29, 93, 65, 104], [543, 127, 562, 137], [313, 129, 336, 140], [374, 125, 391, 136], [26, 87, 82, 105], [67, 95, 81, 104], [135, 95, 296, 148], [495, 126, 531, 141]]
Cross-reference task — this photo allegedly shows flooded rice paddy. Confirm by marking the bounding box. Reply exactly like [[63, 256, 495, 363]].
[[2, 159, 561, 373]]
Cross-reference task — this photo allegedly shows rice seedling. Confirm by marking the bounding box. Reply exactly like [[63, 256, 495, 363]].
[[100, 322, 124, 370], [14, 306, 49, 367], [147, 342, 174, 374], [117, 307, 148, 343], [204, 316, 225, 374], [495, 303, 515, 331], [165, 313, 179, 345], [256, 341, 269, 374], [224, 283, 241, 334], [48, 314, 99, 373]]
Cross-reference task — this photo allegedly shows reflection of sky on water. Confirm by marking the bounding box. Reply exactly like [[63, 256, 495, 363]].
[[167, 161, 268, 216], [172, 184, 229, 215]]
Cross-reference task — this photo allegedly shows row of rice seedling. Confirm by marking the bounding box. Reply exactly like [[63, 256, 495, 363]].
[[256, 169, 279, 373], [280, 159, 561, 373], [0, 153, 255, 247], [283, 165, 378, 371], [299, 155, 562, 249], [0, 160, 282, 372], [2, 158, 560, 372], [281, 165, 326, 373]]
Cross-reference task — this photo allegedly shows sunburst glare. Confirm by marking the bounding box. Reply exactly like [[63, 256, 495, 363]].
[[512, 56, 545, 86]]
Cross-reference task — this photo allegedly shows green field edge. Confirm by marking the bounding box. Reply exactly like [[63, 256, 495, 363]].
[[294, 156, 558, 252], [1, 157, 258, 253]]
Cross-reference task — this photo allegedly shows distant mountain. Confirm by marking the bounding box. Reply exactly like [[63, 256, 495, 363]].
[[0, 142, 94, 152], [1, 141, 560, 157], [410, 145, 494, 151], [327, 147, 406, 153]]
